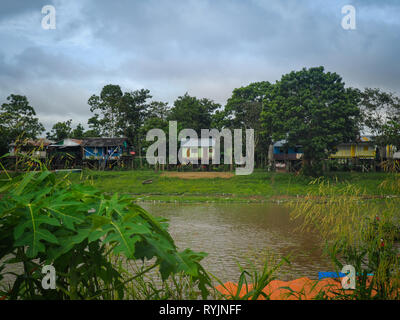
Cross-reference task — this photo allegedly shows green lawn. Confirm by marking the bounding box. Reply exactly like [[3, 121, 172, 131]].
[[66, 169, 399, 203]]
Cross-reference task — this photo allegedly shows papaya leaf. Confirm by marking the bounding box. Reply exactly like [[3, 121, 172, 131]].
[[13, 205, 60, 257], [101, 221, 148, 258], [46, 205, 86, 230]]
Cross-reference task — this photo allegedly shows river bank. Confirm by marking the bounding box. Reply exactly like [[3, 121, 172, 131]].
[[68, 169, 400, 203]]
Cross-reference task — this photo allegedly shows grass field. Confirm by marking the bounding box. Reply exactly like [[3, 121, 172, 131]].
[[66, 169, 400, 203]]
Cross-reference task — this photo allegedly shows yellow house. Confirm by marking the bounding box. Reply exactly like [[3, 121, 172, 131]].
[[181, 138, 216, 163], [329, 136, 376, 159], [383, 145, 400, 159]]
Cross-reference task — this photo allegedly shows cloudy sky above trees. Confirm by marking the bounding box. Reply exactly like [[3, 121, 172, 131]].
[[0, 0, 399, 130]]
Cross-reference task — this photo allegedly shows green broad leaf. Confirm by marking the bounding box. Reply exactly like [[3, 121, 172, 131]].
[[122, 210, 140, 222], [176, 249, 208, 277], [69, 183, 100, 196], [34, 170, 52, 184], [14, 215, 60, 240], [10, 187, 53, 207], [29, 187, 53, 203], [124, 222, 151, 235], [46, 206, 86, 230], [0, 183, 13, 194], [134, 204, 176, 248], [133, 240, 157, 261], [101, 194, 130, 218], [88, 230, 106, 242], [15, 228, 59, 258], [159, 260, 177, 281], [13, 205, 60, 258], [90, 215, 112, 229], [176, 254, 198, 277], [145, 237, 178, 280], [13, 172, 37, 195], [101, 221, 145, 258], [47, 227, 92, 260]]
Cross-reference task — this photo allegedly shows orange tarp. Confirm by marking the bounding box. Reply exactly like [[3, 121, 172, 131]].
[[215, 277, 374, 300]]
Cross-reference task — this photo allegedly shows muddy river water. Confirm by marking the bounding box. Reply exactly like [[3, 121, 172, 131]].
[[140, 202, 335, 282], [1, 203, 336, 290]]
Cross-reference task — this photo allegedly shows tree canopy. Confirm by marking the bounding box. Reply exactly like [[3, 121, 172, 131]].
[[87, 84, 124, 138], [359, 88, 400, 148], [168, 93, 220, 134], [46, 119, 73, 141], [0, 94, 44, 154], [261, 66, 361, 170], [225, 81, 273, 166], [1, 69, 400, 175], [46, 120, 87, 141]]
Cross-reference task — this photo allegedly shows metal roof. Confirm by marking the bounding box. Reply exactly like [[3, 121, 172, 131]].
[[274, 136, 375, 148], [10, 138, 54, 147], [50, 138, 82, 147], [81, 137, 128, 147], [273, 140, 287, 147], [181, 138, 216, 147]]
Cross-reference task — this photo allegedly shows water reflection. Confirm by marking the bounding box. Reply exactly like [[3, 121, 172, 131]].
[[140, 203, 335, 282]]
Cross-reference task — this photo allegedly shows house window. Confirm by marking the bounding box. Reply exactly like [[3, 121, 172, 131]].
[[364, 146, 368, 151]]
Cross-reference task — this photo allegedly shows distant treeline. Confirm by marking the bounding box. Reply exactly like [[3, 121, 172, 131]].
[[1, 66, 399, 173]]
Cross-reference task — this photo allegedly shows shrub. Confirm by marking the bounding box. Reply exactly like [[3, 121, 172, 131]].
[[0, 165, 210, 300], [289, 179, 400, 299]]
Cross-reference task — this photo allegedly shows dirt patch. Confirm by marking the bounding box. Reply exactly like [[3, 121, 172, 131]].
[[161, 172, 234, 179]]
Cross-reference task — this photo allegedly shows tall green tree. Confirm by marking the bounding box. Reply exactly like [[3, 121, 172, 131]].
[[140, 101, 170, 150], [87, 84, 124, 137], [261, 67, 360, 174], [87, 85, 154, 145], [118, 89, 153, 165], [46, 119, 73, 141], [225, 81, 273, 167], [168, 93, 220, 134], [359, 88, 400, 148], [47, 121, 87, 141], [86, 115, 103, 137], [0, 94, 44, 155], [71, 123, 86, 139], [119, 89, 152, 144], [144, 101, 170, 121]]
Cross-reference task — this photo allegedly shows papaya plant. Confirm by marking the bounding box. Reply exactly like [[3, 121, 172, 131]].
[[0, 166, 210, 300]]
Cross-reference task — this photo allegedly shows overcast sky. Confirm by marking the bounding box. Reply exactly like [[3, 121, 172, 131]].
[[1, 0, 399, 131]]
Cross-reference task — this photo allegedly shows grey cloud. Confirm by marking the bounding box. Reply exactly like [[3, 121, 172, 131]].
[[0, 1, 51, 21], [0, 0, 399, 131]]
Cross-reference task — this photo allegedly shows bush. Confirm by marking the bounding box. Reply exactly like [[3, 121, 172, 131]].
[[0, 166, 211, 300], [289, 179, 400, 299]]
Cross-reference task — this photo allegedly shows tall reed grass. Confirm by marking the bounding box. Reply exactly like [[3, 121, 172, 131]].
[[288, 175, 400, 299]]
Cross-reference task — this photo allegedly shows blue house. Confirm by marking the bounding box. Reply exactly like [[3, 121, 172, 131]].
[[273, 140, 303, 161], [81, 138, 129, 160]]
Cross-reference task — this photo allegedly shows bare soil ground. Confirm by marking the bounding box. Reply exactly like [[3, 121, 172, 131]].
[[160, 172, 234, 179]]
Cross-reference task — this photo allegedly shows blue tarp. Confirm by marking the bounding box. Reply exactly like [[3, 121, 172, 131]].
[[318, 272, 374, 280]]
